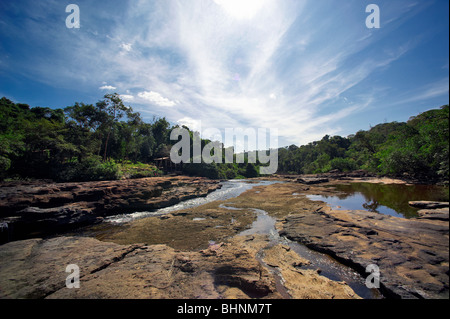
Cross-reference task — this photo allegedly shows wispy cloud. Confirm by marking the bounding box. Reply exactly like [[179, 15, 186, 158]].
[[393, 78, 450, 105], [1, 0, 443, 147]]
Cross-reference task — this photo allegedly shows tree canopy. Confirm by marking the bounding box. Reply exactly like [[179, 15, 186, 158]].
[[1, 95, 448, 184], [277, 105, 449, 183]]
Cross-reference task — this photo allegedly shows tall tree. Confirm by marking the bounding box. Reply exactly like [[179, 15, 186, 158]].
[[96, 93, 133, 161]]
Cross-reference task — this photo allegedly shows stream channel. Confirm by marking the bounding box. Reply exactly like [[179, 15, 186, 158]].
[[77, 179, 381, 299]]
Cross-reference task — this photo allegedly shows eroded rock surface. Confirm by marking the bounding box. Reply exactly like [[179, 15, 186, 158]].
[[280, 206, 449, 299], [0, 235, 361, 299]]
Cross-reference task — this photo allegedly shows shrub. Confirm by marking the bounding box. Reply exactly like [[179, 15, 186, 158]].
[[329, 157, 357, 172], [54, 155, 122, 182]]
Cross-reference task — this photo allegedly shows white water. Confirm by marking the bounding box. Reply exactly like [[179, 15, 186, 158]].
[[104, 180, 281, 224]]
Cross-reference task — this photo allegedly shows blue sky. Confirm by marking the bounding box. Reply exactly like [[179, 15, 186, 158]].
[[0, 0, 448, 148]]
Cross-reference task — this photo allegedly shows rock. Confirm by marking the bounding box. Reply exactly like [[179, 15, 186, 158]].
[[280, 207, 449, 299], [0, 237, 141, 299], [0, 176, 221, 243], [0, 236, 272, 299], [416, 208, 449, 221], [409, 201, 449, 209], [296, 178, 329, 185], [262, 244, 360, 299], [0, 234, 363, 299]]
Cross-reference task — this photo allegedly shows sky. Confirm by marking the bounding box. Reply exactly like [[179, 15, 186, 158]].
[[0, 0, 448, 149]]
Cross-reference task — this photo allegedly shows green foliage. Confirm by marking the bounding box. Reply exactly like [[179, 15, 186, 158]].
[[0, 95, 169, 181], [329, 157, 358, 172], [55, 156, 121, 182], [119, 161, 162, 179], [1, 94, 448, 183], [245, 163, 259, 178], [183, 162, 220, 179]]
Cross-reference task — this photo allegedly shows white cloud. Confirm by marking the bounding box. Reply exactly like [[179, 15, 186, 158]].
[[177, 117, 202, 133], [120, 94, 134, 102], [137, 91, 177, 107], [119, 43, 132, 52], [99, 85, 117, 91]]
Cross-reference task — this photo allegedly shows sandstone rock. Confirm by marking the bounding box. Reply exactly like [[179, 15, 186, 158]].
[[416, 208, 449, 221], [0, 234, 363, 299], [280, 208, 449, 299], [264, 244, 360, 299], [0, 236, 273, 299], [0, 237, 140, 298]]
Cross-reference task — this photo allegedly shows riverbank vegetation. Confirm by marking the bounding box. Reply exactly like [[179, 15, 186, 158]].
[[278, 105, 448, 183], [1, 95, 448, 183]]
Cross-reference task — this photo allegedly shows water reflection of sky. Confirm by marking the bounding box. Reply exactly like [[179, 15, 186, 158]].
[[307, 183, 449, 219], [307, 194, 405, 218]]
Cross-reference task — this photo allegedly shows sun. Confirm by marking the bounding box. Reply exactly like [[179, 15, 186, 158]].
[[214, 0, 268, 20]]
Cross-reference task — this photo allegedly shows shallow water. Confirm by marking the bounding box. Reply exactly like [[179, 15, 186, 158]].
[[307, 182, 449, 218], [232, 206, 380, 299], [105, 179, 282, 224]]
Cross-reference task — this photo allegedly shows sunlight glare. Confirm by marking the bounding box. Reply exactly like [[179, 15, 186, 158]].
[[214, 0, 268, 20]]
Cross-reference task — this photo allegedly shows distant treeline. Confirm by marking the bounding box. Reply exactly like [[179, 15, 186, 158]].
[[1, 95, 448, 183], [278, 104, 449, 183], [0, 94, 260, 181]]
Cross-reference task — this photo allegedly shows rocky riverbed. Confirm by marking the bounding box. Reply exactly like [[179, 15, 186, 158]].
[[0, 176, 448, 299], [0, 176, 221, 243]]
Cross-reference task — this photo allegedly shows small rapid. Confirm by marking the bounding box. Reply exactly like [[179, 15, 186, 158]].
[[104, 179, 281, 224]]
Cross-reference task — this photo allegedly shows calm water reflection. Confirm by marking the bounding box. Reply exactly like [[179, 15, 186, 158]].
[[307, 183, 449, 218]]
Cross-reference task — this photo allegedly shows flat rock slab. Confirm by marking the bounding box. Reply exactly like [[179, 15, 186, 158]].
[[417, 208, 449, 221], [0, 237, 140, 298], [280, 207, 449, 299], [409, 201, 449, 209], [0, 235, 361, 299]]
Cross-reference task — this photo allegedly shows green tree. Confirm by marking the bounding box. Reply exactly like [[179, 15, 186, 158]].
[[96, 93, 134, 161]]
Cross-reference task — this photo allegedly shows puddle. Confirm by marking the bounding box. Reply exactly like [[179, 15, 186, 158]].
[[307, 182, 449, 218]]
